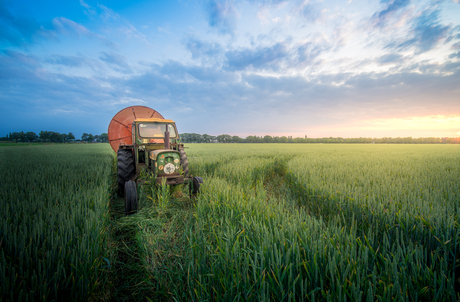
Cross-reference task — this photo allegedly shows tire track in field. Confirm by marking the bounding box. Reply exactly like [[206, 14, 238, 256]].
[[107, 158, 197, 301], [107, 160, 155, 301], [259, 155, 296, 202]]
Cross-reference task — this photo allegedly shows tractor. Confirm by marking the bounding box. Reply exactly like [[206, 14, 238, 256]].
[[108, 106, 203, 215]]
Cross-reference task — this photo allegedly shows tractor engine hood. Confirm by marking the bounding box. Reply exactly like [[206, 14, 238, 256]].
[[149, 149, 180, 161], [149, 149, 181, 176]]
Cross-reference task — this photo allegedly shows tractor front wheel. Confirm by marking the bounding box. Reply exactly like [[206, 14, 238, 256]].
[[190, 176, 203, 196], [124, 180, 138, 215]]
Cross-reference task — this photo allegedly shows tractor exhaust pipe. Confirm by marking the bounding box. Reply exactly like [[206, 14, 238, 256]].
[[164, 125, 170, 149]]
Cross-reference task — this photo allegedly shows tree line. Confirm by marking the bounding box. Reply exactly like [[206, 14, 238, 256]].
[[2, 131, 458, 144], [0, 131, 108, 143], [180, 133, 460, 144]]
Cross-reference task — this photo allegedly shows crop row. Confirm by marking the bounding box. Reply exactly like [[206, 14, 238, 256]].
[[0, 144, 113, 302], [181, 144, 459, 301]]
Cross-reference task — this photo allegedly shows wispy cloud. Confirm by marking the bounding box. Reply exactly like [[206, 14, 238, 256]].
[[389, 9, 450, 54], [296, 1, 326, 23], [377, 53, 404, 64], [0, 1, 41, 47], [79, 0, 96, 16], [372, 0, 411, 28], [45, 54, 89, 67], [185, 37, 224, 65], [207, 0, 239, 35], [225, 42, 289, 71], [99, 51, 131, 72]]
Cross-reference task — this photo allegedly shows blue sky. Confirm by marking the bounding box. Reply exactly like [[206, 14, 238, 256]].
[[1, 0, 459, 138]]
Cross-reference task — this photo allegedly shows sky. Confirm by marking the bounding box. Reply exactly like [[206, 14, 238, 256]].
[[1, 0, 459, 139]]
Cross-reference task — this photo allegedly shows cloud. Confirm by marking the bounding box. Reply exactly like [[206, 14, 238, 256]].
[[449, 51, 460, 59], [97, 3, 120, 22], [79, 0, 96, 15], [393, 9, 450, 53], [99, 51, 131, 72], [222, 35, 332, 72], [0, 1, 41, 46], [377, 53, 404, 64], [51, 17, 91, 37], [49, 17, 116, 48], [0, 0, 115, 49], [76, 2, 145, 44], [0, 51, 113, 112], [45, 54, 89, 67], [2, 0, 460, 137], [44, 54, 106, 72], [185, 37, 224, 64], [0, 50, 42, 80], [296, 39, 331, 66], [296, 1, 326, 23], [372, 0, 411, 28], [207, 0, 238, 35], [2, 45, 460, 137], [225, 42, 289, 71], [114, 97, 146, 105]]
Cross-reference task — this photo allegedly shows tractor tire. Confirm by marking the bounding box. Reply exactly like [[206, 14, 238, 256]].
[[124, 180, 138, 215], [117, 149, 135, 196], [179, 148, 189, 177], [190, 176, 203, 195]]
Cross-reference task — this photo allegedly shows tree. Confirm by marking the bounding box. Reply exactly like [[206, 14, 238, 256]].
[[216, 134, 231, 143], [87, 134, 94, 142], [67, 132, 75, 141], [60, 133, 68, 142], [245, 135, 260, 143], [190, 133, 203, 143], [231, 135, 242, 143], [18, 131, 26, 142], [25, 132, 38, 142], [39, 131, 50, 142], [180, 133, 203, 143], [202, 134, 213, 143], [81, 133, 89, 142], [263, 135, 273, 143], [10, 132, 20, 143], [99, 133, 108, 143]]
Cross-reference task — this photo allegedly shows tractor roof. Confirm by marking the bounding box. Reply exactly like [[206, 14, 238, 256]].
[[134, 118, 176, 123]]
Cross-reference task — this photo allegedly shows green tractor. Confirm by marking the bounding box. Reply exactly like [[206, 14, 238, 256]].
[[108, 106, 203, 215]]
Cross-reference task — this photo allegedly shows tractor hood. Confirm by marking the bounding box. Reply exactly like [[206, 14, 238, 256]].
[[149, 149, 181, 176], [149, 149, 180, 161]]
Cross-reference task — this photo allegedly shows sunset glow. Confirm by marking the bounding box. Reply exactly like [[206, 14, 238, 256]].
[[361, 115, 460, 137]]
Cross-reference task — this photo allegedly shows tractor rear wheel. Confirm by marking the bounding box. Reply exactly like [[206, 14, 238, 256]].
[[179, 148, 189, 177], [124, 180, 138, 215], [117, 149, 135, 196]]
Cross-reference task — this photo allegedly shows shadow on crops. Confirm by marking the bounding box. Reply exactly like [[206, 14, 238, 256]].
[[251, 155, 460, 299], [282, 167, 460, 298]]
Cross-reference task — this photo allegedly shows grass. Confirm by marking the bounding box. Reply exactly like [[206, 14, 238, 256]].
[[2, 143, 458, 301], [107, 165, 197, 301], [0, 144, 113, 302], [144, 143, 459, 301]]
